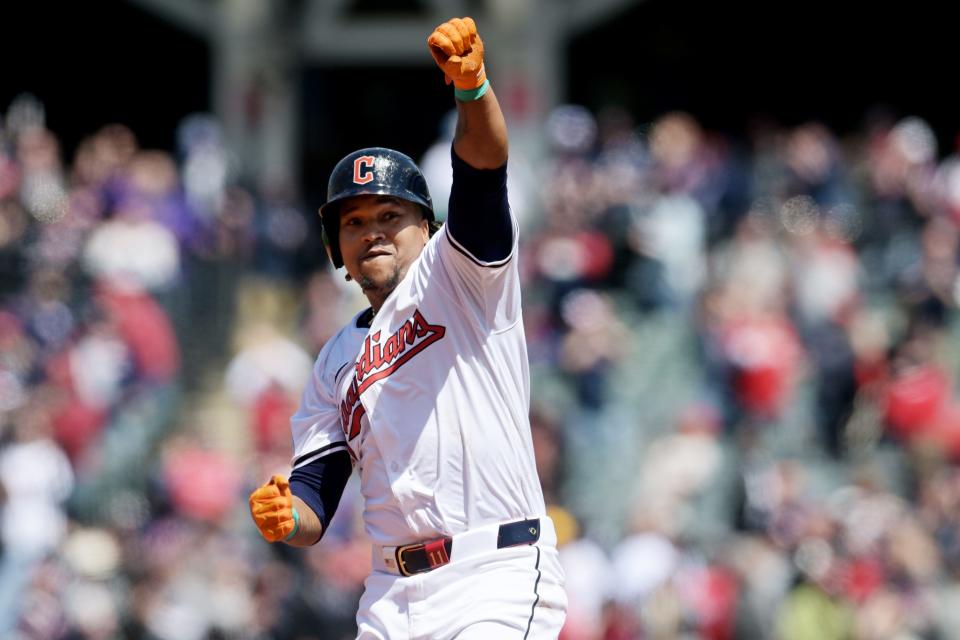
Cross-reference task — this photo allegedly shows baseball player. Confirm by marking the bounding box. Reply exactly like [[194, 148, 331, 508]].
[[249, 17, 567, 639]]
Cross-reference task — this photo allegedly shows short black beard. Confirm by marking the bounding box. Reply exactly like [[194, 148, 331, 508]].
[[357, 264, 402, 297]]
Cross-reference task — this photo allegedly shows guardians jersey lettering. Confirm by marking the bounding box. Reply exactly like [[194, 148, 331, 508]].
[[339, 309, 446, 447]]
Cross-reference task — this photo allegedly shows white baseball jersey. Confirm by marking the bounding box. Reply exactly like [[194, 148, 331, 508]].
[[290, 222, 547, 547]]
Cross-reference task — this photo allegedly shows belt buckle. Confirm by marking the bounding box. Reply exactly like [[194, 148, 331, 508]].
[[395, 537, 451, 576], [395, 542, 424, 577]]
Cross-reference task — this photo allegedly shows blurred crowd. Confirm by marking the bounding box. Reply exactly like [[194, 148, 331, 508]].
[[4, 87, 960, 640], [0, 94, 330, 639], [522, 106, 960, 640]]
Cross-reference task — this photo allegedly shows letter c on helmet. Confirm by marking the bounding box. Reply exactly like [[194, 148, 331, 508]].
[[353, 156, 375, 185]]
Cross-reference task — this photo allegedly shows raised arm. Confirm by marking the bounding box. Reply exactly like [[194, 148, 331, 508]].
[[427, 17, 508, 170]]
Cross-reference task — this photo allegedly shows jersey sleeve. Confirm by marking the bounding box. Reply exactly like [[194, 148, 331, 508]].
[[289, 449, 352, 533], [417, 150, 521, 333], [445, 149, 514, 264], [290, 343, 350, 469]]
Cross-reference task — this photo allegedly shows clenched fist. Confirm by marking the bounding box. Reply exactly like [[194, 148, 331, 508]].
[[249, 474, 297, 543], [427, 17, 486, 90]]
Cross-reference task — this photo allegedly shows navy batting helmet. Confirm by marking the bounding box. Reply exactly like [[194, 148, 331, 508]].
[[319, 147, 434, 268]]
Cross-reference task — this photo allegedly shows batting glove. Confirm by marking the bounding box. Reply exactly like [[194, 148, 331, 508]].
[[427, 17, 486, 90], [249, 474, 299, 543]]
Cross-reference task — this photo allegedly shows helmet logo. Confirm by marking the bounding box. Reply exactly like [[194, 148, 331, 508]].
[[353, 156, 376, 185]]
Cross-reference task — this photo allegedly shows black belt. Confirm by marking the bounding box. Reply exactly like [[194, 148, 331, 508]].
[[395, 518, 541, 577]]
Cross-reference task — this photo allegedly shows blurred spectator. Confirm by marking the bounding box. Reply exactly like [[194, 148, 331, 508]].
[[557, 289, 630, 410], [700, 286, 804, 428], [177, 113, 228, 222], [628, 192, 706, 309], [82, 199, 180, 292], [95, 282, 179, 384], [224, 324, 312, 410], [299, 269, 354, 353], [531, 410, 565, 505], [160, 436, 244, 523], [0, 393, 74, 633], [551, 506, 612, 640], [896, 215, 960, 327], [610, 516, 679, 610], [782, 123, 850, 208], [635, 404, 725, 539], [225, 323, 313, 476]]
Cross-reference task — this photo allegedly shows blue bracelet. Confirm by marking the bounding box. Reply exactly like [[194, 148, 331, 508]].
[[284, 507, 301, 541], [454, 79, 490, 102]]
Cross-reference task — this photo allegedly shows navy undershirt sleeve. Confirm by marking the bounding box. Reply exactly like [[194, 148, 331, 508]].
[[289, 449, 352, 537], [446, 148, 514, 264]]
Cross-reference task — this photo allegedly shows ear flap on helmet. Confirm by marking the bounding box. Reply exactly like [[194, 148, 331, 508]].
[[319, 204, 343, 268]]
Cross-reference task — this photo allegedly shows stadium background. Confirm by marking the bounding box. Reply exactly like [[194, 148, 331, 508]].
[[2, 0, 959, 638]]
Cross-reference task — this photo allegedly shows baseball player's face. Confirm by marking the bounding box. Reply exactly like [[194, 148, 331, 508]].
[[339, 195, 430, 303]]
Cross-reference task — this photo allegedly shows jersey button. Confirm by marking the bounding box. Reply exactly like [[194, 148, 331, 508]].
[[390, 462, 399, 472]]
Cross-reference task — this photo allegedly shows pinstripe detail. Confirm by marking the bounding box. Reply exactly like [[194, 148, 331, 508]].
[[292, 442, 348, 468], [523, 546, 542, 639], [445, 225, 516, 268], [334, 360, 352, 383]]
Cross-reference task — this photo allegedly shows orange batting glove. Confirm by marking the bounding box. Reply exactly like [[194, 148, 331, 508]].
[[427, 16, 486, 90], [249, 474, 299, 543]]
